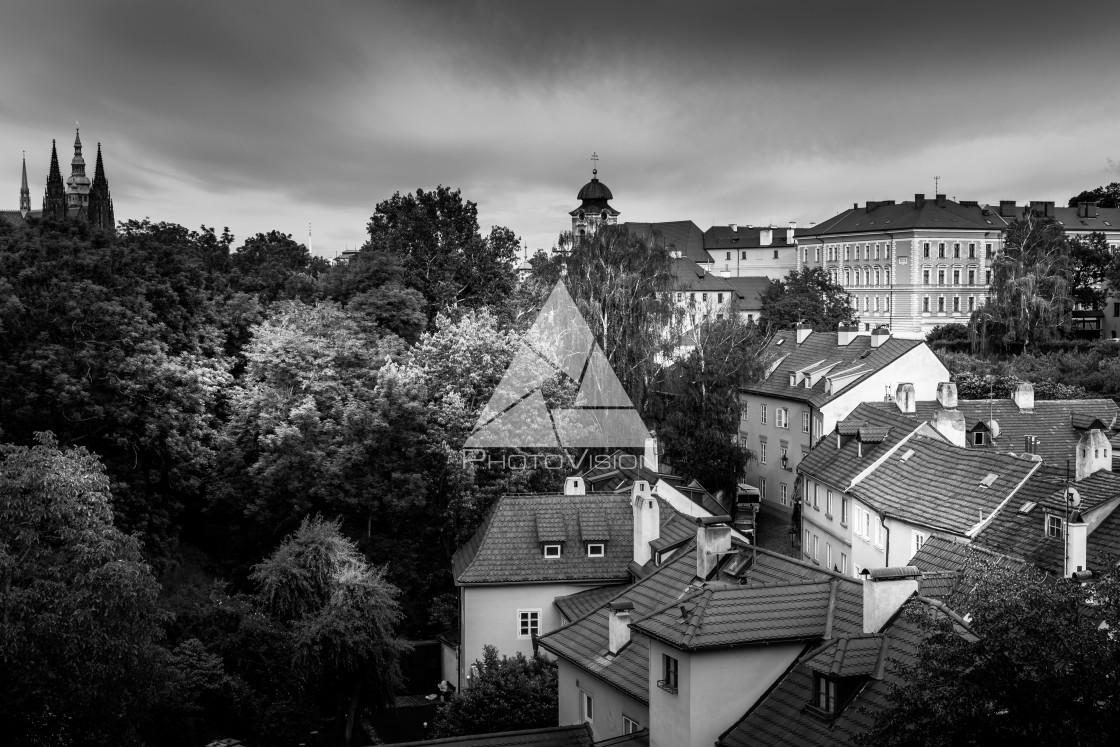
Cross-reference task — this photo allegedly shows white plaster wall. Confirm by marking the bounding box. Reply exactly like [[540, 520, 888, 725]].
[[801, 476, 854, 576], [556, 659, 649, 741], [821, 344, 948, 434], [648, 639, 691, 747], [850, 497, 888, 574]]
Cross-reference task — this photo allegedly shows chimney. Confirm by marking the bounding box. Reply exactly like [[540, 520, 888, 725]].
[[862, 566, 921, 633], [837, 323, 859, 346], [999, 200, 1017, 218], [1011, 383, 1034, 413], [1045, 201, 1055, 218], [932, 409, 967, 447], [936, 193, 947, 207], [936, 382, 958, 409], [871, 325, 890, 348], [895, 383, 916, 414], [730, 223, 738, 232], [1066, 512, 1088, 578], [865, 201, 878, 213], [1024, 435, 1039, 454], [760, 227, 773, 246], [1078, 202, 1089, 219], [795, 323, 812, 344], [1075, 429, 1111, 482], [914, 193, 926, 208], [643, 434, 659, 472], [607, 600, 634, 655], [564, 476, 586, 495], [695, 516, 732, 579], [632, 480, 659, 565], [787, 221, 796, 244]]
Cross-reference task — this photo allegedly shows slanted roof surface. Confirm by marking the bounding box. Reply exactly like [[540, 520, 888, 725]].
[[703, 224, 807, 250], [670, 256, 741, 293], [624, 221, 709, 264], [720, 276, 773, 309], [865, 398, 1120, 463], [554, 584, 630, 623], [453, 493, 635, 585], [744, 330, 926, 409], [800, 197, 1009, 237], [391, 724, 594, 747], [850, 435, 1040, 535], [799, 403, 922, 489]]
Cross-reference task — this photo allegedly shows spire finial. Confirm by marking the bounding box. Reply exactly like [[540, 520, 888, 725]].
[[591, 151, 598, 177]]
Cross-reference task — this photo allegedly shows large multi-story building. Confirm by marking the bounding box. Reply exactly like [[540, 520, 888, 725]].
[[796, 194, 1010, 339]]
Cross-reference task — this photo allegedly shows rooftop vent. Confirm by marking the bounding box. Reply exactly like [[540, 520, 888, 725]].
[[1019, 501, 1037, 514], [979, 473, 999, 488]]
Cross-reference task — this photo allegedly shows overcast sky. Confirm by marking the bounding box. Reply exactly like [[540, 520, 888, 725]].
[[4, 0, 1119, 258]]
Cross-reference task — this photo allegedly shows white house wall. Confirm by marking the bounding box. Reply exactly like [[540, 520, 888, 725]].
[[556, 658, 648, 742]]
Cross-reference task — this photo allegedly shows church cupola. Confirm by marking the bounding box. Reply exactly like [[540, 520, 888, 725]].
[[42, 139, 67, 220], [19, 152, 30, 218], [65, 128, 92, 215], [569, 153, 619, 239], [87, 142, 115, 232]]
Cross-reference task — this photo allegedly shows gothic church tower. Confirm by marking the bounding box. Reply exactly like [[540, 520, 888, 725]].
[[19, 153, 30, 218], [65, 128, 92, 217], [87, 143, 114, 231], [42, 140, 67, 220]]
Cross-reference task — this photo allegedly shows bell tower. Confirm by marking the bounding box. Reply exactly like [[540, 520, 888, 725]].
[[87, 142, 115, 232], [65, 127, 92, 217], [570, 153, 619, 240]]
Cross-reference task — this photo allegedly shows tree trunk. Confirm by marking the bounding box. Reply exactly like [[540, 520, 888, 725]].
[[345, 679, 362, 745]]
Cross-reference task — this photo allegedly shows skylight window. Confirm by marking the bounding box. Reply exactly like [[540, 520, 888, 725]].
[[979, 473, 999, 488], [899, 449, 915, 462], [1019, 501, 1037, 514], [775, 338, 785, 346]]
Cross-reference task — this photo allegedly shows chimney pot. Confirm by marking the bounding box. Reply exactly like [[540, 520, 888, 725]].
[[1012, 383, 1034, 413], [837, 323, 859, 346], [564, 476, 586, 495], [795, 323, 812, 344], [932, 409, 967, 447], [863, 566, 921, 633], [695, 516, 732, 579], [608, 600, 634, 655], [936, 381, 958, 409], [871, 325, 891, 348], [632, 481, 659, 565], [895, 383, 916, 414]]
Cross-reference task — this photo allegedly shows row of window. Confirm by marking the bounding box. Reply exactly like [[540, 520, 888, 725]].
[[808, 482, 849, 524], [723, 250, 781, 261], [809, 240, 996, 265], [922, 241, 993, 260], [755, 404, 811, 433], [541, 542, 604, 558], [803, 528, 848, 574], [922, 268, 991, 286], [821, 242, 892, 262], [855, 296, 890, 313], [675, 291, 727, 304], [922, 295, 978, 314], [757, 477, 791, 505], [830, 267, 891, 287]]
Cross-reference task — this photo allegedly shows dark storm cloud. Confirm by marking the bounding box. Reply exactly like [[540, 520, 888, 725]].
[[3, 1, 1119, 253]]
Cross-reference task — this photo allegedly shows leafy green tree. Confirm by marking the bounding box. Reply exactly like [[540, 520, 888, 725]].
[[362, 187, 519, 318], [972, 214, 1071, 351], [759, 266, 856, 334], [1068, 182, 1120, 209], [658, 317, 767, 498], [231, 230, 328, 304], [859, 556, 1120, 746], [252, 517, 408, 745], [430, 646, 558, 738], [1068, 231, 1112, 310], [0, 434, 164, 746]]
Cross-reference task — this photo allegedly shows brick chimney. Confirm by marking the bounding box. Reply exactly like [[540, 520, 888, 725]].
[[608, 600, 634, 655], [695, 516, 732, 579], [914, 193, 926, 208], [1012, 383, 1034, 413], [1066, 512, 1088, 578], [632, 480, 659, 565], [999, 200, 1017, 218], [936, 382, 958, 409], [936, 193, 947, 207], [871, 325, 891, 348], [795, 323, 812, 344], [837, 323, 859, 346], [862, 566, 920, 633], [787, 221, 797, 244], [760, 227, 773, 246], [564, 476, 586, 495], [932, 409, 967, 447], [895, 383, 916, 414], [1075, 429, 1111, 482]]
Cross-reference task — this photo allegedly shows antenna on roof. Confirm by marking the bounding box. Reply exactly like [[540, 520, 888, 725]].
[[934, 176, 941, 194]]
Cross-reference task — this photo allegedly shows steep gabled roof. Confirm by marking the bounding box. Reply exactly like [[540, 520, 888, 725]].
[[850, 435, 1040, 536], [624, 221, 709, 264], [720, 276, 774, 309], [744, 330, 927, 409], [798, 403, 924, 489], [453, 493, 636, 585]]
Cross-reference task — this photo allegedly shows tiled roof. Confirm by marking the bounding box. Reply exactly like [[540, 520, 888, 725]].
[[720, 276, 774, 309], [720, 597, 956, 747], [972, 465, 1120, 574], [390, 724, 594, 747], [800, 197, 1009, 238], [554, 584, 630, 623], [453, 494, 635, 585], [538, 542, 853, 703], [865, 398, 1120, 463], [670, 257, 743, 294], [850, 435, 1040, 535], [703, 224, 806, 250], [1016, 204, 1120, 235], [590, 728, 650, 746], [908, 535, 1031, 577], [743, 330, 927, 409], [798, 404, 923, 489], [580, 458, 726, 518], [624, 221, 709, 264]]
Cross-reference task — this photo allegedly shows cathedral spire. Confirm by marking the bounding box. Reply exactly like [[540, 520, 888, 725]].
[[88, 142, 115, 232], [19, 151, 30, 218], [66, 126, 91, 215], [42, 139, 67, 220]]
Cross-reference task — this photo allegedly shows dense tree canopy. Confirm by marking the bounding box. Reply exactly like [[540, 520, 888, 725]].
[[759, 266, 856, 334], [1068, 181, 1120, 209]]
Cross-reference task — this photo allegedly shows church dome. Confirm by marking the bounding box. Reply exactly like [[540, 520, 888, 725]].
[[577, 170, 613, 201]]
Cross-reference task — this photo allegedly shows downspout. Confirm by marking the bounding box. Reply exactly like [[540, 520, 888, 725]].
[[885, 231, 895, 332]]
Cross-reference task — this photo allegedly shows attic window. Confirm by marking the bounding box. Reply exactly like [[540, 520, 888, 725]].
[[979, 473, 999, 488], [814, 674, 837, 714], [899, 449, 915, 463], [1019, 501, 1037, 514], [586, 543, 605, 557], [543, 543, 562, 558], [1046, 515, 1063, 539], [973, 432, 986, 446], [775, 338, 785, 346]]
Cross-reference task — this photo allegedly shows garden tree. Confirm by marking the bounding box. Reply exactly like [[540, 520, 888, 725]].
[[1068, 181, 1120, 209], [319, 249, 428, 341], [657, 317, 767, 498], [972, 213, 1071, 351], [526, 226, 681, 414], [253, 517, 408, 746], [362, 186, 519, 318], [231, 230, 329, 304], [1068, 231, 1113, 309], [0, 218, 235, 563], [858, 556, 1120, 746], [430, 646, 558, 738], [759, 266, 856, 334], [925, 323, 970, 347], [0, 434, 164, 746]]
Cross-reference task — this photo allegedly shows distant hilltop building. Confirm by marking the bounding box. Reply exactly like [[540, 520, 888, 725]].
[[2, 128, 115, 231]]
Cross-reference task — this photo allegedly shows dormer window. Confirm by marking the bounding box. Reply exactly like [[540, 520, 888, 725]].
[[973, 431, 986, 446], [1046, 515, 1063, 539], [543, 543, 562, 558], [586, 543, 605, 557], [814, 674, 837, 713]]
